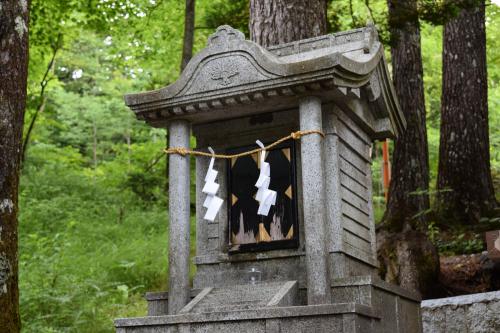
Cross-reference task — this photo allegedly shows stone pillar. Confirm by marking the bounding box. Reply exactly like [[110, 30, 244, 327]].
[[299, 96, 331, 305], [167, 119, 191, 314]]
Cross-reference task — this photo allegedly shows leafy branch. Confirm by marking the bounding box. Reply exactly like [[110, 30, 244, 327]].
[[22, 33, 63, 165]]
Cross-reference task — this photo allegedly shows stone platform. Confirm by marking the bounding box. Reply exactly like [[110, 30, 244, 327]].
[[115, 303, 378, 333], [115, 276, 422, 333]]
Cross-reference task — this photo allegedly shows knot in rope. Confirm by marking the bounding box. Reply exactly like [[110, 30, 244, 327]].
[[167, 147, 189, 156], [291, 131, 302, 140]]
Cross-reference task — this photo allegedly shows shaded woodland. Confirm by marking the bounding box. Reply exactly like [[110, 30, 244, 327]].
[[0, 0, 499, 331]]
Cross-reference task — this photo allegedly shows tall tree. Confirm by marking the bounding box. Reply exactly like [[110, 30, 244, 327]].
[[437, 0, 497, 224], [377, 0, 438, 297], [166, 0, 196, 184], [0, 0, 30, 331], [249, 0, 327, 47], [181, 0, 196, 71]]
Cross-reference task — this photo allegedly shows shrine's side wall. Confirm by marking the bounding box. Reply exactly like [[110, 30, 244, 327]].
[[323, 105, 377, 280], [337, 112, 374, 259]]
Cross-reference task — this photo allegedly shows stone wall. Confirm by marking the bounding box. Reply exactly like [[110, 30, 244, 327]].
[[421, 291, 500, 333]]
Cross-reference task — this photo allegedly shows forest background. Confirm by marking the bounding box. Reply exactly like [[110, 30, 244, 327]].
[[18, 0, 499, 332]]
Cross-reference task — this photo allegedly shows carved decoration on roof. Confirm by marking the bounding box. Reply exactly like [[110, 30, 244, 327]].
[[210, 61, 239, 86], [207, 25, 245, 48]]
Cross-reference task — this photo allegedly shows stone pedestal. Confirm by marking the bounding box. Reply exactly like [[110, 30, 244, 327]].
[[116, 276, 422, 333]]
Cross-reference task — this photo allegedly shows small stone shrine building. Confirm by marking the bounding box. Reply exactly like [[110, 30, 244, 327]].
[[115, 25, 422, 332]]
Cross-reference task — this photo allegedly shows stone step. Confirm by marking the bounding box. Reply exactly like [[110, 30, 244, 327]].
[[207, 281, 285, 294], [179, 280, 298, 314], [193, 300, 266, 313]]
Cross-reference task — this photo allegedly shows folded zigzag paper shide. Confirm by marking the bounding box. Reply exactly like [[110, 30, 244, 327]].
[[255, 141, 277, 216], [203, 149, 223, 222]]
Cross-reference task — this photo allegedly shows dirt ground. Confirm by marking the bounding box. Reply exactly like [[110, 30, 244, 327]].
[[437, 252, 500, 297]]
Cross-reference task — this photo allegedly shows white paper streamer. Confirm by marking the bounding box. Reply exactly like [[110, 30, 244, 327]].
[[203, 147, 224, 221], [254, 140, 277, 216]]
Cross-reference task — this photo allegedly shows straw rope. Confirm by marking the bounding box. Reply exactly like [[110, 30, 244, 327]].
[[164, 130, 325, 159]]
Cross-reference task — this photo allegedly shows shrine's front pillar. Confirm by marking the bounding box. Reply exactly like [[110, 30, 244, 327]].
[[299, 96, 331, 305], [167, 119, 191, 314]]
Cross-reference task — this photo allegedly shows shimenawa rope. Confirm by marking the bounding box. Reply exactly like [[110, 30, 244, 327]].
[[164, 130, 325, 159]]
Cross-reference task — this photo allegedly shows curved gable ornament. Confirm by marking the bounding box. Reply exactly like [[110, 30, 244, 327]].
[[180, 54, 278, 95], [175, 26, 282, 96]]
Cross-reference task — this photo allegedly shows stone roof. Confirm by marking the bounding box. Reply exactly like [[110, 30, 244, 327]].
[[124, 25, 405, 139]]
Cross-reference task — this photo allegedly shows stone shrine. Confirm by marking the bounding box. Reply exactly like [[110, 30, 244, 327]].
[[115, 25, 422, 332]]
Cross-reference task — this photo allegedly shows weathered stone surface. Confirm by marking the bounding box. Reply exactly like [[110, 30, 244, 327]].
[[142, 276, 422, 332], [115, 303, 378, 333], [145, 290, 202, 316], [331, 275, 422, 333], [421, 291, 500, 333], [167, 120, 191, 314], [299, 96, 331, 305], [329, 253, 375, 280], [179, 281, 298, 313], [193, 255, 306, 291], [323, 107, 343, 254]]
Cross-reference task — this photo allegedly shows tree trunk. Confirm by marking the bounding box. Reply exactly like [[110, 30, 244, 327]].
[[377, 229, 439, 296], [181, 0, 195, 71], [384, 0, 430, 231], [0, 1, 30, 331], [378, 0, 439, 298], [249, 0, 327, 47], [437, 0, 497, 225], [170, 0, 196, 195]]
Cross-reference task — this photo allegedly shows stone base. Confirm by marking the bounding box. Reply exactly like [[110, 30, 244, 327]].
[[115, 276, 422, 333], [115, 303, 377, 333], [331, 275, 423, 333]]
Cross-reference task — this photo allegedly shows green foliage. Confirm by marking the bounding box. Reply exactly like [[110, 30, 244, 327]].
[[427, 221, 440, 243], [21, 2, 182, 330], [19, 142, 168, 332], [202, 0, 249, 36], [486, 4, 500, 197], [426, 222, 486, 255], [328, 0, 389, 40], [436, 233, 485, 255]]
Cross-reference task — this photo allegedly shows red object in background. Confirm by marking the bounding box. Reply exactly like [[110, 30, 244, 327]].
[[382, 139, 391, 201]]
